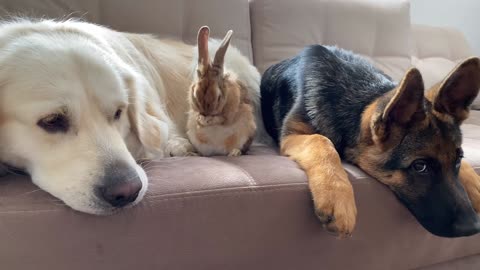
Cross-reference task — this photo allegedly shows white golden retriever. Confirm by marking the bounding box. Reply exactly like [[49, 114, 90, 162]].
[[0, 19, 265, 214]]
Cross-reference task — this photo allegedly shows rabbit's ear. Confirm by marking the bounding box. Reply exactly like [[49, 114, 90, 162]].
[[197, 26, 210, 72], [213, 30, 233, 72]]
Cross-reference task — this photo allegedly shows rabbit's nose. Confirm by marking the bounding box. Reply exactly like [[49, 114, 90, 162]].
[[204, 102, 211, 112]]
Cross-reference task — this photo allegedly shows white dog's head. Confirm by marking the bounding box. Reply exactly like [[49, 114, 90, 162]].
[[0, 22, 162, 214]]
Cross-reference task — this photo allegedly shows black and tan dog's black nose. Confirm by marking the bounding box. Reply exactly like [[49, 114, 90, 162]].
[[452, 214, 480, 237], [99, 161, 142, 208]]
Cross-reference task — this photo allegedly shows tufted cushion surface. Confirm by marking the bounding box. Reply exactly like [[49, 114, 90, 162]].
[[2, 145, 480, 270], [411, 24, 480, 109], [0, 1, 480, 270], [0, 0, 254, 61], [250, 0, 412, 81]]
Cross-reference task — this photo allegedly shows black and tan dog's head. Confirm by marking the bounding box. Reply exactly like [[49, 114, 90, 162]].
[[353, 57, 480, 237]]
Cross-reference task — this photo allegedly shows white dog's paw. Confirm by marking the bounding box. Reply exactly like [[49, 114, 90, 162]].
[[165, 137, 196, 157], [228, 148, 242, 157]]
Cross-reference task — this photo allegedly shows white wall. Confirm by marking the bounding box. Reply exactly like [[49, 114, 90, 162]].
[[410, 0, 480, 55]]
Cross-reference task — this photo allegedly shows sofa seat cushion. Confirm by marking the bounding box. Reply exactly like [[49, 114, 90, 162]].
[[1, 145, 480, 270]]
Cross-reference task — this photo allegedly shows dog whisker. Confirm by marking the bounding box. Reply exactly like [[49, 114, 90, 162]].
[[17, 189, 43, 196], [53, 202, 68, 207], [48, 198, 64, 202]]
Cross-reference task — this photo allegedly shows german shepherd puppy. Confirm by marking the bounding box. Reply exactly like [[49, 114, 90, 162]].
[[261, 45, 480, 238]]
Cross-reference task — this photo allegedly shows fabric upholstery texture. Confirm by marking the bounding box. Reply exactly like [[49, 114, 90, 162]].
[[411, 24, 480, 109], [1, 146, 480, 270], [415, 254, 480, 270], [0, 0, 479, 269], [0, 0, 254, 61], [250, 0, 412, 80]]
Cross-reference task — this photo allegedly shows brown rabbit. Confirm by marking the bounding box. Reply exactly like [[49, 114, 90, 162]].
[[186, 26, 256, 156]]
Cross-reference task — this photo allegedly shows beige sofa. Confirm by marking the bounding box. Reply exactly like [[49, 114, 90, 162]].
[[1, 0, 480, 269]]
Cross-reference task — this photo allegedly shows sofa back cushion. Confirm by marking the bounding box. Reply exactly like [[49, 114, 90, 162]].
[[0, 0, 254, 61], [411, 24, 479, 109], [250, 0, 412, 81]]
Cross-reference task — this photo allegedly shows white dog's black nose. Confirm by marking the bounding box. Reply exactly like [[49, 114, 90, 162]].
[[99, 163, 142, 208], [101, 181, 142, 207]]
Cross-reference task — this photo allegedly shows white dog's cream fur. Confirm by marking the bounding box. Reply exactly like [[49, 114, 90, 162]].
[[0, 19, 266, 214]]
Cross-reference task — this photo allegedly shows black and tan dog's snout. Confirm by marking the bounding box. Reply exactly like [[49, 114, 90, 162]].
[[97, 161, 142, 208], [447, 181, 480, 237], [452, 211, 480, 237], [398, 179, 480, 238]]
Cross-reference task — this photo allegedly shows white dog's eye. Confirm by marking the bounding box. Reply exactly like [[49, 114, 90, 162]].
[[37, 113, 69, 133], [114, 109, 122, 120]]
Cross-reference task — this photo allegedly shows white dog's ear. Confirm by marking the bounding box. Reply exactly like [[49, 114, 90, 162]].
[[123, 72, 169, 157]]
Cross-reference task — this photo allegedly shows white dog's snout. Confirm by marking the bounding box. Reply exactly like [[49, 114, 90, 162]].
[[98, 161, 143, 208]]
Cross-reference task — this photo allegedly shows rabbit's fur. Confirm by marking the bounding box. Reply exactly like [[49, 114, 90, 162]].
[[187, 26, 257, 156]]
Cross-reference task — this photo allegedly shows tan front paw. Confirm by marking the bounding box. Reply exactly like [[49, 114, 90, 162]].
[[460, 161, 480, 214], [312, 181, 357, 237], [467, 175, 480, 214]]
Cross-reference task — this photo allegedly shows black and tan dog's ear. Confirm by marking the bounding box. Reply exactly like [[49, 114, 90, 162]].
[[427, 57, 480, 123], [372, 68, 425, 142], [383, 68, 425, 125]]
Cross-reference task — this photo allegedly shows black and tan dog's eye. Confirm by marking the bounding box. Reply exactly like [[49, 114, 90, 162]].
[[455, 160, 462, 170], [114, 109, 122, 120], [455, 149, 464, 170], [455, 156, 463, 170], [37, 113, 69, 133], [411, 159, 428, 174]]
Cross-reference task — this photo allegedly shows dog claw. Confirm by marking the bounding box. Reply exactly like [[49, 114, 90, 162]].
[[316, 212, 334, 224], [312, 184, 357, 238]]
